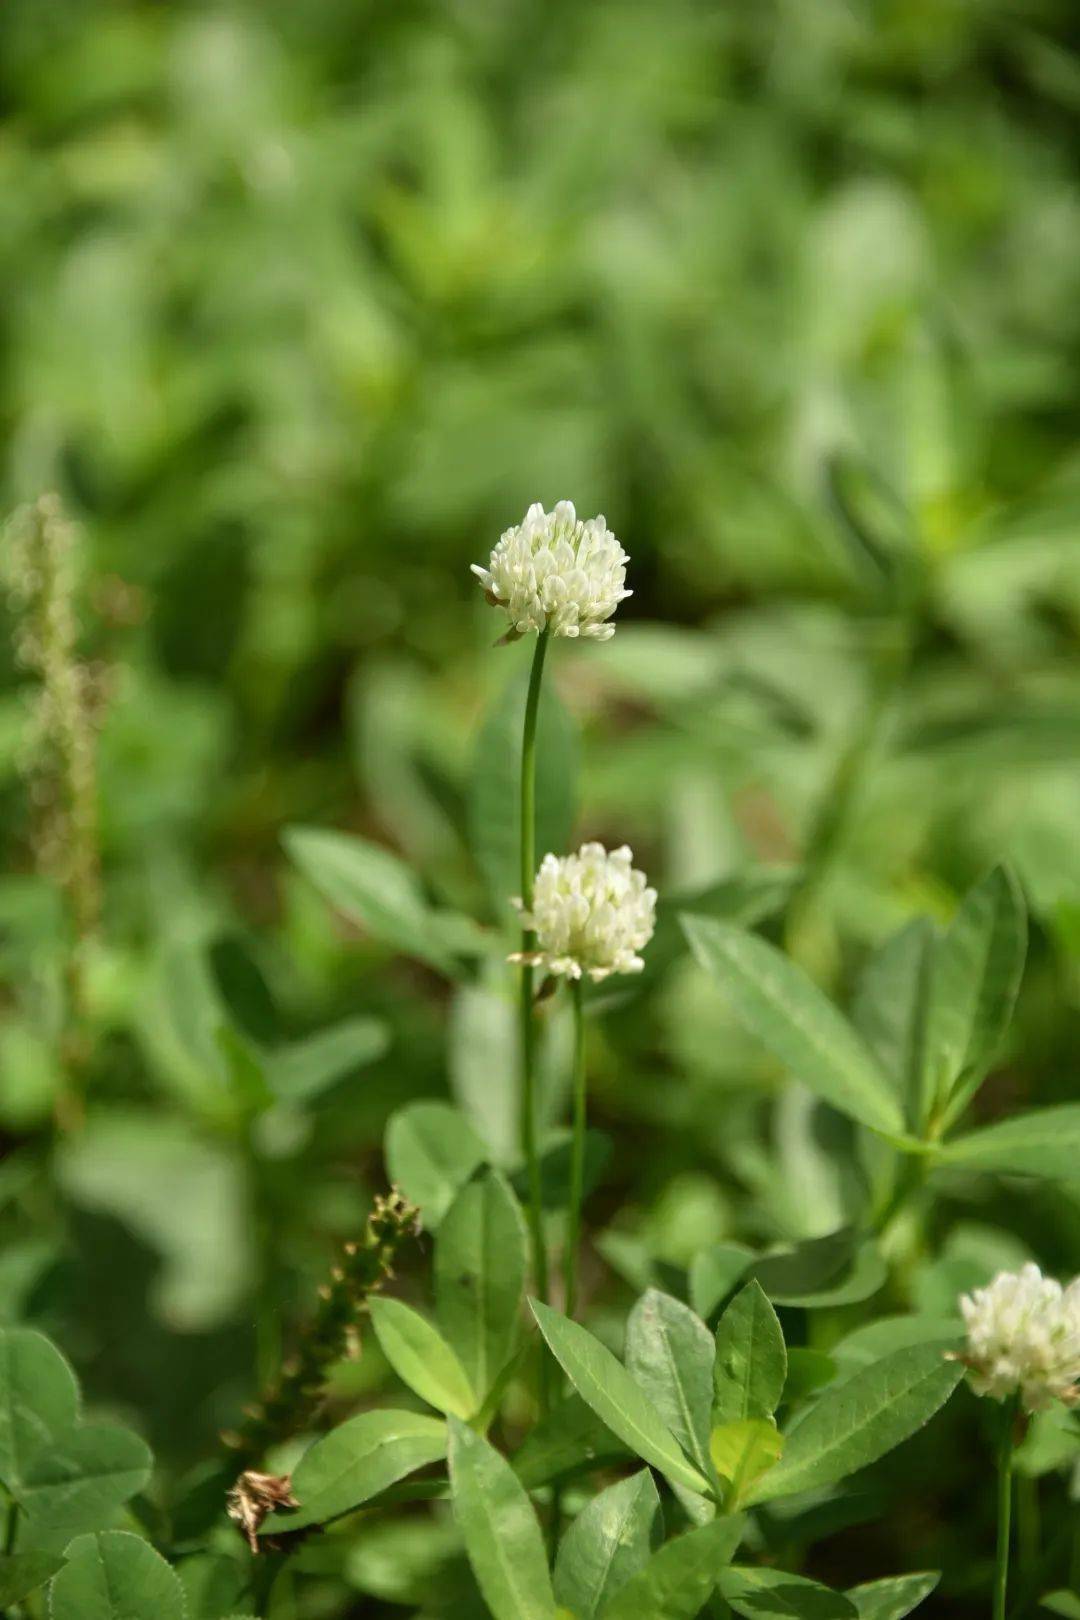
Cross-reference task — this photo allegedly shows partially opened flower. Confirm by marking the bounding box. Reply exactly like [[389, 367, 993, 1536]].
[[511, 842, 656, 981], [472, 501, 630, 641], [957, 1262, 1080, 1412]]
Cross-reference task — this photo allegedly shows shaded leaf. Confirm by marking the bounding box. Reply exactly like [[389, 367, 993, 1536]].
[[0, 1328, 79, 1493], [385, 1102, 487, 1229], [48, 1531, 184, 1620], [17, 1424, 152, 1550], [847, 1572, 940, 1618], [0, 1551, 64, 1607], [448, 1417, 556, 1620], [513, 1395, 628, 1491], [268, 1017, 389, 1104], [722, 1565, 857, 1618], [688, 1245, 755, 1322], [601, 1516, 744, 1620], [435, 1170, 527, 1400]]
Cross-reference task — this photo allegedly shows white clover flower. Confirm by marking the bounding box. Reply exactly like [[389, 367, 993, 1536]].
[[472, 501, 630, 641], [958, 1263, 1080, 1412], [511, 842, 657, 981]]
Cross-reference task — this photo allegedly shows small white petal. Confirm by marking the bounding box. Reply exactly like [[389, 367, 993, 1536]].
[[509, 841, 656, 982], [959, 1263, 1080, 1412], [472, 502, 630, 640]]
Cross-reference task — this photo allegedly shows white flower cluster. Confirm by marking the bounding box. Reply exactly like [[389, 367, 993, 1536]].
[[472, 501, 630, 641], [511, 842, 657, 981], [959, 1263, 1080, 1412]]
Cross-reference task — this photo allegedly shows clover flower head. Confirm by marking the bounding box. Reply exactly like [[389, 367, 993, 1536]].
[[511, 841, 656, 981], [958, 1262, 1080, 1412], [472, 501, 630, 641]]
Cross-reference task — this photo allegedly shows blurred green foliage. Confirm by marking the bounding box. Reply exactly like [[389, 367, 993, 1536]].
[[2, 1, 1080, 1615]]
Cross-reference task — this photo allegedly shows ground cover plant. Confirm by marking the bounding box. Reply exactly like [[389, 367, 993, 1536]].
[[3, 3, 1080, 1618]]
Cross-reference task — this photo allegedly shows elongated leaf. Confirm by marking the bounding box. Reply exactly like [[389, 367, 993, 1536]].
[[711, 1420, 783, 1508], [626, 1290, 714, 1476], [852, 919, 934, 1127], [385, 1102, 487, 1228], [283, 826, 482, 976], [448, 1417, 556, 1620], [938, 1106, 1080, 1181], [601, 1517, 744, 1620], [267, 1409, 447, 1531], [713, 1281, 787, 1426], [0, 1328, 79, 1493], [553, 1470, 660, 1619], [49, 1531, 185, 1620], [681, 917, 903, 1136], [722, 1566, 857, 1618], [922, 866, 1026, 1124], [513, 1395, 628, 1490], [530, 1301, 711, 1495], [435, 1171, 527, 1400], [468, 665, 578, 919], [846, 1572, 940, 1618], [17, 1424, 152, 1550], [268, 1017, 389, 1103], [746, 1344, 963, 1504], [369, 1297, 477, 1419], [0, 1551, 64, 1607], [688, 1244, 755, 1321]]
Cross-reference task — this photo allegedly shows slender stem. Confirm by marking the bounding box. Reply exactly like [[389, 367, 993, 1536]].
[[564, 979, 587, 1320], [994, 1396, 1018, 1620], [519, 630, 550, 1316]]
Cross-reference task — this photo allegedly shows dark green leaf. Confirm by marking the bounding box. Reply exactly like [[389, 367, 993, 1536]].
[[722, 1565, 857, 1618], [625, 1289, 714, 1477], [713, 1281, 787, 1426], [852, 919, 935, 1129], [513, 1395, 628, 1491], [448, 1417, 556, 1620], [601, 1516, 744, 1620], [435, 1170, 527, 1400], [0, 1328, 79, 1493], [0, 1551, 64, 1607], [17, 1425, 153, 1550], [48, 1531, 185, 1620]]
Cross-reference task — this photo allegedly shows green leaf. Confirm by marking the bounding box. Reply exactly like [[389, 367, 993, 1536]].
[[922, 866, 1027, 1125], [385, 1101, 487, 1228], [267, 1409, 447, 1531], [688, 1244, 755, 1321], [625, 1289, 714, 1477], [467, 664, 578, 919], [751, 1231, 853, 1304], [368, 1297, 478, 1419], [283, 826, 483, 976], [553, 1470, 660, 1619], [0, 1551, 64, 1607], [846, 1572, 940, 1618], [435, 1170, 527, 1400], [1040, 1594, 1080, 1618], [448, 1417, 556, 1620], [745, 1343, 964, 1505], [601, 1516, 744, 1620], [938, 1106, 1080, 1181], [176, 1551, 249, 1620], [530, 1301, 712, 1496], [721, 1565, 857, 1618], [681, 917, 903, 1137], [513, 1129, 613, 1210], [710, 1420, 784, 1508], [783, 1349, 838, 1404], [713, 1281, 787, 1426], [267, 1016, 389, 1104], [852, 919, 935, 1129], [513, 1395, 628, 1491], [17, 1425, 153, 1549], [0, 1328, 79, 1493], [48, 1531, 184, 1620], [763, 1243, 887, 1311]]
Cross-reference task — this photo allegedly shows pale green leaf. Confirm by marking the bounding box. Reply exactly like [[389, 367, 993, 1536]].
[[17, 1424, 152, 1550], [713, 1281, 787, 1426], [938, 1106, 1080, 1181], [625, 1289, 714, 1476], [385, 1101, 487, 1228], [846, 1572, 940, 1618], [0, 1328, 79, 1494], [267, 1409, 447, 1531], [601, 1516, 744, 1620], [552, 1470, 660, 1619], [852, 919, 934, 1129], [435, 1170, 527, 1400], [448, 1417, 556, 1620], [48, 1531, 184, 1620], [369, 1297, 478, 1419]]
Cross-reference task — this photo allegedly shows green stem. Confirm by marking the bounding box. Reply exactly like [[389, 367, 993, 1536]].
[[519, 630, 550, 1317], [564, 979, 587, 1320], [994, 1396, 1018, 1620]]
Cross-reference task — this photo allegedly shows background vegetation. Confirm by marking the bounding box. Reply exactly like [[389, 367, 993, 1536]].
[[2, 2, 1080, 1616]]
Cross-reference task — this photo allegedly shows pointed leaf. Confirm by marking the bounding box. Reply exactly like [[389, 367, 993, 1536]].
[[0, 1328, 79, 1494], [385, 1101, 487, 1228], [682, 917, 903, 1136], [922, 866, 1026, 1123], [448, 1417, 556, 1620], [530, 1301, 711, 1496], [938, 1106, 1080, 1181], [601, 1516, 744, 1620], [513, 1395, 628, 1490], [688, 1244, 754, 1321], [16, 1425, 152, 1550], [846, 1572, 940, 1618], [267, 1409, 447, 1531], [746, 1344, 963, 1504], [713, 1281, 787, 1426], [853, 919, 935, 1127], [0, 1552, 64, 1607], [48, 1531, 185, 1620], [722, 1565, 856, 1618], [436, 1171, 527, 1399], [626, 1290, 715, 1476], [369, 1297, 477, 1419], [553, 1470, 660, 1619]]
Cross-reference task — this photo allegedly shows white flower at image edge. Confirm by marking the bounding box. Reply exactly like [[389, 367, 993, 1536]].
[[472, 500, 630, 640], [958, 1262, 1080, 1412], [511, 842, 657, 981]]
